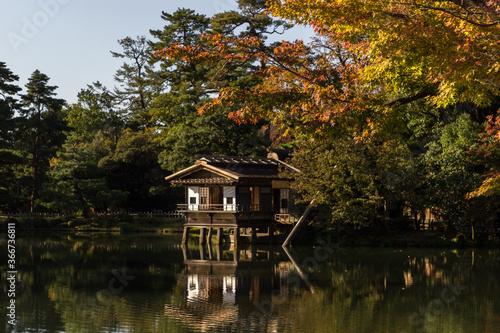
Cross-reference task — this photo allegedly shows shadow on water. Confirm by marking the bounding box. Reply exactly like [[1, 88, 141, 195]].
[[1, 233, 499, 332]]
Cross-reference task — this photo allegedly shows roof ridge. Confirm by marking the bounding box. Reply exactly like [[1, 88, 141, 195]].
[[194, 154, 301, 173], [196, 154, 276, 163]]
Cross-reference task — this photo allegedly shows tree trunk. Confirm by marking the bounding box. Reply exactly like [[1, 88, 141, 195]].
[[30, 133, 39, 213]]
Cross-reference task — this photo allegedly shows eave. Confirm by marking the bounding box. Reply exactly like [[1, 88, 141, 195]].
[[165, 161, 240, 183]]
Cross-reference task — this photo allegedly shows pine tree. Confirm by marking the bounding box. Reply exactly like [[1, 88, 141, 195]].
[[19, 70, 67, 212], [111, 36, 159, 129], [43, 136, 127, 216], [0, 62, 23, 211], [149, 8, 212, 126], [149, 6, 290, 171], [0, 61, 21, 148]]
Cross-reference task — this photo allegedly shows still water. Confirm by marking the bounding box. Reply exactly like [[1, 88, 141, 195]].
[[1, 233, 499, 333]]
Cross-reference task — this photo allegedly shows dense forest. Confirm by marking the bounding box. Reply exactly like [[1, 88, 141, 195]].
[[1, 0, 500, 233]]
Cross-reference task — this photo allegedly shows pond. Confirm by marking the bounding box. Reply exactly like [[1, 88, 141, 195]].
[[1, 233, 499, 332]]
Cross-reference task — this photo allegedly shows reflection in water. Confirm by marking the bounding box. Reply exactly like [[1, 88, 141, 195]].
[[164, 244, 296, 332], [1, 234, 499, 333], [185, 274, 237, 304], [182, 243, 294, 302]]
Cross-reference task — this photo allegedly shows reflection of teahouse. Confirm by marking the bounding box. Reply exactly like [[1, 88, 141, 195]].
[[183, 246, 293, 304], [165, 154, 300, 244], [164, 245, 294, 332]]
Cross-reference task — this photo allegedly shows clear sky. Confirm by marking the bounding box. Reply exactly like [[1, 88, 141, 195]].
[[1, 0, 312, 104]]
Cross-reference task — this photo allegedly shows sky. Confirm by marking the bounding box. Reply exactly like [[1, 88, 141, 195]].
[[1, 0, 313, 104]]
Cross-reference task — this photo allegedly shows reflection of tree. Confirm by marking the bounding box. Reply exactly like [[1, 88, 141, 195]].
[[2, 236, 499, 332], [2, 235, 188, 332], [274, 248, 499, 333]]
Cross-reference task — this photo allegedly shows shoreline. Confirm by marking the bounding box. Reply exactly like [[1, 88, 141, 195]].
[[2, 215, 498, 248]]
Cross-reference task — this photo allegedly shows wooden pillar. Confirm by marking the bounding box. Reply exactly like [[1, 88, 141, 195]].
[[200, 245, 206, 260], [207, 242, 213, 260], [182, 227, 190, 245], [181, 244, 188, 261], [216, 244, 223, 261], [216, 228, 224, 245], [234, 227, 240, 245], [199, 228, 207, 245], [234, 244, 240, 262], [207, 228, 213, 243], [251, 227, 257, 245]]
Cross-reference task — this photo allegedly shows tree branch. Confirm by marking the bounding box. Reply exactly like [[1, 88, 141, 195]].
[[386, 90, 436, 106], [420, 5, 500, 27]]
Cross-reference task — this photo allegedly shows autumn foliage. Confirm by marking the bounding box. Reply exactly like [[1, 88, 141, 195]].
[[156, 1, 500, 137], [270, 0, 500, 107], [469, 109, 500, 197]]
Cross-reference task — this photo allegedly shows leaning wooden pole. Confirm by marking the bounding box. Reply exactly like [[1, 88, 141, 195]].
[[282, 246, 315, 293], [282, 193, 318, 247]]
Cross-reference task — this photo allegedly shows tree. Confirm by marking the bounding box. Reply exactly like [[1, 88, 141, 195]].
[[42, 137, 127, 216], [98, 130, 172, 211], [0, 62, 23, 211], [18, 70, 67, 212], [160, 1, 500, 137], [468, 109, 500, 197], [111, 36, 159, 129], [41, 84, 127, 215], [418, 111, 484, 226], [268, 0, 500, 109], [149, 8, 212, 127], [157, 17, 366, 138], [289, 132, 415, 228], [65, 83, 123, 142], [151, 6, 280, 171], [159, 106, 270, 171], [0, 62, 21, 148]]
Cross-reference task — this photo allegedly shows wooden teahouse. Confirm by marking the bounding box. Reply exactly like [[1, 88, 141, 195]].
[[165, 154, 300, 244]]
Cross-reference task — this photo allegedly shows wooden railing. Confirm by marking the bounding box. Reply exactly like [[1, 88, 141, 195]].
[[274, 214, 293, 224], [177, 204, 274, 213]]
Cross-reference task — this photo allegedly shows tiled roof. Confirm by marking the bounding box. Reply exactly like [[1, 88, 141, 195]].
[[196, 155, 300, 175], [171, 177, 236, 185], [166, 155, 299, 183]]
